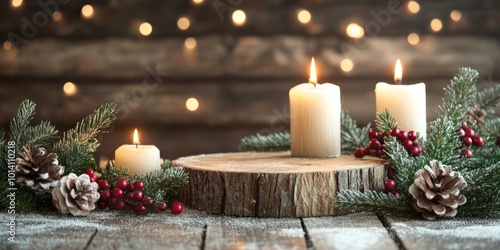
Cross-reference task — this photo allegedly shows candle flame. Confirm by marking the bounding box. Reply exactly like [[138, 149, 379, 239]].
[[309, 57, 317, 85], [133, 128, 140, 147], [394, 59, 403, 84]]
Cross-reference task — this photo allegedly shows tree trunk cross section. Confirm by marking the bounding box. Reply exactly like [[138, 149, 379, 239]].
[[174, 152, 386, 218]]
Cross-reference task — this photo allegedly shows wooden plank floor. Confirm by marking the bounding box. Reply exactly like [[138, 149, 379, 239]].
[[2, 209, 499, 250]]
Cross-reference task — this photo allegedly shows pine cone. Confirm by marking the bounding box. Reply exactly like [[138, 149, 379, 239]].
[[15, 144, 65, 194], [409, 160, 467, 220], [52, 173, 100, 216]]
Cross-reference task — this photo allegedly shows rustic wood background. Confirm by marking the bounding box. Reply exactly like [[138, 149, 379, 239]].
[[0, 0, 499, 160]]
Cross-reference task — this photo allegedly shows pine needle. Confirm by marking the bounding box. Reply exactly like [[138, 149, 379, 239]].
[[341, 111, 370, 154]]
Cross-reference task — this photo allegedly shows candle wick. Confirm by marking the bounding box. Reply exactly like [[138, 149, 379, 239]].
[[395, 79, 402, 85], [135, 142, 141, 148], [309, 79, 317, 88]]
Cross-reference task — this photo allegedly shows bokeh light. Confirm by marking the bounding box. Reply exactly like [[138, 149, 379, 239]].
[[346, 23, 364, 38], [139, 22, 153, 36], [232, 10, 246, 26], [52, 11, 62, 22], [430, 19, 443, 32], [450, 10, 462, 22], [11, 0, 22, 8], [407, 33, 420, 45], [63, 82, 77, 96], [185, 37, 197, 49], [3, 41, 12, 50], [297, 10, 311, 24], [340, 58, 354, 72], [186, 98, 199, 111], [408, 1, 420, 14], [177, 17, 190, 30]]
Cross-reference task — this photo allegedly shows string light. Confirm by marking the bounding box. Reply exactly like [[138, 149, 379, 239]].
[[63, 82, 77, 96], [11, 0, 22, 8], [232, 10, 246, 26], [346, 23, 364, 38], [407, 1, 420, 14], [3, 41, 12, 50], [81, 4, 94, 19], [52, 11, 62, 22], [340, 58, 354, 72], [139, 22, 153, 36], [297, 10, 311, 24], [407, 33, 420, 45], [186, 98, 199, 111], [193, 0, 204, 4], [185, 37, 197, 49], [430, 18, 443, 32], [177, 17, 190, 30], [450, 10, 462, 21]]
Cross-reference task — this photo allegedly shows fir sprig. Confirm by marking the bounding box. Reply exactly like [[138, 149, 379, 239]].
[[53, 103, 117, 174], [335, 190, 417, 217], [476, 84, 500, 115], [239, 132, 290, 152], [130, 161, 188, 203], [341, 111, 370, 154], [375, 109, 397, 133]]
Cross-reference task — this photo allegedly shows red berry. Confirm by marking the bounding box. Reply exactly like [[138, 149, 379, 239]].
[[375, 149, 385, 157], [100, 190, 111, 201], [89, 175, 96, 183], [363, 147, 372, 156], [116, 177, 128, 190], [369, 139, 381, 150], [464, 128, 475, 138], [462, 122, 468, 130], [402, 139, 413, 149], [497, 136, 500, 146], [98, 180, 110, 190], [116, 199, 126, 210], [390, 127, 400, 137], [463, 137, 473, 146], [109, 198, 117, 209], [457, 128, 465, 138], [135, 203, 147, 213], [368, 129, 379, 139], [473, 136, 484, 147], [158, 202, 168, 212], [97, 201, 108, 209], [125, 192, 134, 201], [391, 191, 400, 197], [170, 201, 183, 214], [385, 179, 396, 190], [408, 131, 417, 141], [377, 133, 387, 143], [143, 197, 154, 207], [133, 190, 143, 201], [112, 187, 123, 198], [354, 148, 364, 158], [127, 183, 135, 192], [410, 146, 422, 156], [461, 148, 472, 158], [399, 131, 408, 141], [134, 180, 145, 191], [85, 168, 94, 176]]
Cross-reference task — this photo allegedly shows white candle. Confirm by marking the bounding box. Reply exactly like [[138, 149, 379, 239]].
[[375, 59, 426, 139], [115, 129, 161, 175], [289, 58, 341, 158]]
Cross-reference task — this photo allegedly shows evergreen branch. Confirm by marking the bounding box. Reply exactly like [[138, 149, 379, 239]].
[[25, 120, 59, 149], [9, 99, 36, 148], [341, 111, 370, 154], [130, 161, 188, 203], [53, 103, 117, 173], [375, 109, 397, 133], [423, 117, 465, 168], [335, 190, 417, 217], [478, 118, 500, 137], [476, 84, 500, 114], [384, 137, 420, 194], [438, 67, 478, 126], [100, 161, 130, 185], [239, 132, 290, 152]]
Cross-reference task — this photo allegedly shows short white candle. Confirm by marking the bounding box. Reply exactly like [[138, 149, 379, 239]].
[[375, 59, 426, 139], [289, 58, 341, 158], [115, 129, 161, 175]]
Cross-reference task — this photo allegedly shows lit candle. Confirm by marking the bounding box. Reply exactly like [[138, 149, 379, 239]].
[[289, 58, 341, 158], [375, 59, 426, 139], [115, 129, 161, 175]]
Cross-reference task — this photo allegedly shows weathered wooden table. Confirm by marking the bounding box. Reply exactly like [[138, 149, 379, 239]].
[[2, 209, 499, 250]]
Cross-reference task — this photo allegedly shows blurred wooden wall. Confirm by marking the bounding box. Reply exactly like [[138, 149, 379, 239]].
[[0, 0, 499, 160]]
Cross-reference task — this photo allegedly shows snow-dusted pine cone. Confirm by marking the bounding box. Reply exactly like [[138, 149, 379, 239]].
[[52, 173, 100, 216], [409, 160, 467, 220], [15, 144, 64, 194]]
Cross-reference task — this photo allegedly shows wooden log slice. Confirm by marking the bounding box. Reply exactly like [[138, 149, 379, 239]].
[[174, 152, 386, 218]]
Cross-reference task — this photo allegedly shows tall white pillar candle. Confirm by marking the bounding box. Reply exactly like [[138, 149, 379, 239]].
[[375, 59, 426, 139], [289, 58, 341, 158], [115, 129, 161, 175]]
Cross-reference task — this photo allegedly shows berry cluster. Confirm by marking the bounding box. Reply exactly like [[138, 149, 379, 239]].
[[457, 122, 484, 158], [354, 128, 422, 158], [82, 168, 183, 214]]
